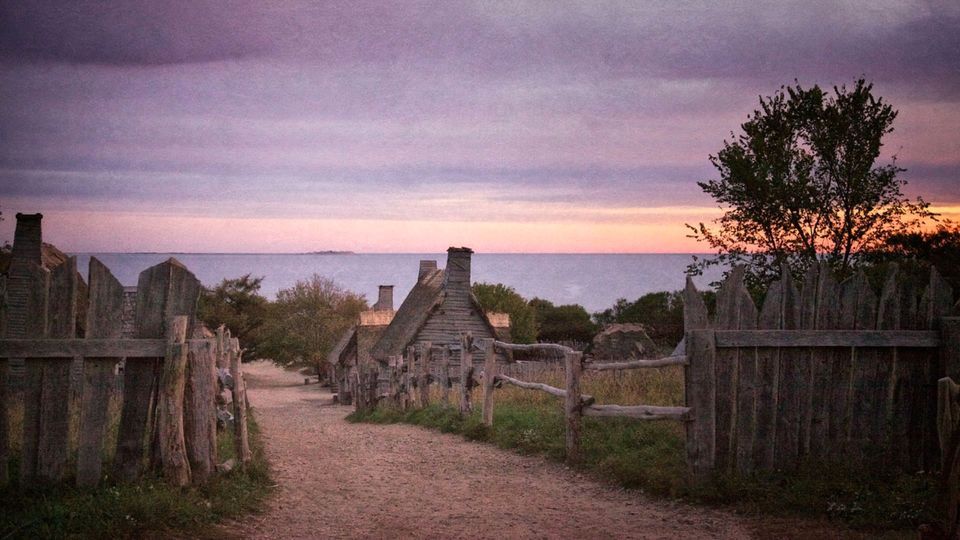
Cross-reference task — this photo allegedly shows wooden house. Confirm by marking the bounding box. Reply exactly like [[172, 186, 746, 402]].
[[369, 247, 511, 373], [328, 285, 395, 404]]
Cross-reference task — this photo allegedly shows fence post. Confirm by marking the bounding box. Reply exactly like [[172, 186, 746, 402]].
[[440, 346, 451, 406], [184, 338, 217, 484], [230, 339, 252, 464], [942, 317, 960, 382], [157, 316, 191, 486], [418, 342, 431, 408], [459, 333, 474, 416], [564, 350, 583, 464], [482, 339, 497, 426]]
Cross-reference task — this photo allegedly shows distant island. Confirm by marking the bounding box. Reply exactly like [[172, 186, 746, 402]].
[[307, 250, 354, 255]]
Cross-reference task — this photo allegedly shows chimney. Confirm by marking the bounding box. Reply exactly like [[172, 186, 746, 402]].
[[418, 260, 437, 281], [12, 213, 43, 268], [444, 247, 473, 288], [375, 285, 393, 311]]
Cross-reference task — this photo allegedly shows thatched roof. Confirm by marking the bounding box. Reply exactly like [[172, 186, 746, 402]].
[[369, 268, 445, 359], [328, 327, 356, 366], [0, 242, 69, 274]]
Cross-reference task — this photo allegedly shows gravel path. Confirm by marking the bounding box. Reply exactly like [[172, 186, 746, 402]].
[[224, 361, 753, 539]]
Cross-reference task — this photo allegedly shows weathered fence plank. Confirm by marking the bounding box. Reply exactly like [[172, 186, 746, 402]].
[[774, 266, 801, 468], [845, 272, 878, 460], [923, 268, 954, 469], [36, 257, 77, 483], [115, 258, 200, 482], [564, 350, 583, 464], [876, 265, 902, 462], [734, 274, 758, 474], [809, 262, 839, 459], [459, 333, 474, 415], [19, 263, 50, 485], [157, 316, 191, 486], [714, 266, 745, 472], [481, 339, 496, 426], [754, 276, 782, 470], [584, 356, 687, 371], [712, 330, 938, 348], [184, 339, 218, 484], [937, 377, 960, 539], [797, 265, 818, 458], [583, 403, 689, 420], [683, 277, 714, 481], [77, 257, 123, 487]]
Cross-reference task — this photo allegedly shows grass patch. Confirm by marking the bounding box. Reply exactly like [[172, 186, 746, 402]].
[[349, 366, 944, 532], [0, 412, 273, 539]]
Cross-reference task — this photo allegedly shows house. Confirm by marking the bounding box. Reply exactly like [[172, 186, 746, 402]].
[[328, 285, 396, 404], [369, 247, 511, 374]]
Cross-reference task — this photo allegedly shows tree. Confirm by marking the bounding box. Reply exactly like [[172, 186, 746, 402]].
[[866, 220, 960, 290], [592, 291, 685, 346], [688, 79, 932, 290], [259, 274, 367, 369], [198, 274, 269, 360], [530, 298, 597, 344], [471, 282, 537, 343]]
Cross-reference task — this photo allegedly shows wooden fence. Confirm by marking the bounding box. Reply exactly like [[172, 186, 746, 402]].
[[1, 248, 251, 488], [683, 264, 959, 480], [363, 333, 689, 464]]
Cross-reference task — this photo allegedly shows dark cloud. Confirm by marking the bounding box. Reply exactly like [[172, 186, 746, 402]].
[[0, 1, 268, 65]]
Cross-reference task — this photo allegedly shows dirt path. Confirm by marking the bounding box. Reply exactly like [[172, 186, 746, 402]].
[[224, 361, 752, 539]]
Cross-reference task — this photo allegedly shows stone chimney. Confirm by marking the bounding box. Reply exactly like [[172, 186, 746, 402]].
[[374, 285, 393, 311], [12, 213, 43, 268], [444, 247, 473, 289], [418, 260, 437, 281]]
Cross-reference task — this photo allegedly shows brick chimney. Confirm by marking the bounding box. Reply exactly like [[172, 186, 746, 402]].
[[12, 213, 43, 268], [418, 260, 437, 281], [374, 285, 393, 311], [444, 247, 473, 289]]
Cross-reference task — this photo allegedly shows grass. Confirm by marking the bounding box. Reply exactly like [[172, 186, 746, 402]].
[[0, 412, 273, 539], [349, 365, 944, 532]]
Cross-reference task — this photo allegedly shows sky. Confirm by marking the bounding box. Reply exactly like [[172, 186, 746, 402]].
[[1, 0, 958, 253]]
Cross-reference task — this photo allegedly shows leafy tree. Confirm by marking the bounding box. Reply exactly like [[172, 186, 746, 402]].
[[688, 79, 932, 290], [530, 298, 597, 344], [866, 220, 960, 290], [592, 291, 685, 346], [472, 282, 537, 343], [198, 274, 269, 360], [260, 274, 367, 369]]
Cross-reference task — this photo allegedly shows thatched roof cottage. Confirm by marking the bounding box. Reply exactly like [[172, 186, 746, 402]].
[[328, 285, 396, 403]]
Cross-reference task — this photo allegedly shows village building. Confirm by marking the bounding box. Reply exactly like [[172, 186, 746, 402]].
[[369, 247, 511, 374], [328, 285, 396, 404]]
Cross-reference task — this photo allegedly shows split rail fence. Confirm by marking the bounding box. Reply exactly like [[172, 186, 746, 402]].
[[1, 224, 251, 488]]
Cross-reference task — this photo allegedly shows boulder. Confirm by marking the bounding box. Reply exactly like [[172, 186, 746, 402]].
[[590, 323, 659, 360]]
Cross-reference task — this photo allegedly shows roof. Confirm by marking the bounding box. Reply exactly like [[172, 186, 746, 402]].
[[358, 310, 395, 327], [369, 268, 446, 359], [486, 312, 510, 329], [327, 326, 356, 366]]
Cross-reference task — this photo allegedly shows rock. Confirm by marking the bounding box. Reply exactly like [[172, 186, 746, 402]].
[[590, 323, 659, 360]]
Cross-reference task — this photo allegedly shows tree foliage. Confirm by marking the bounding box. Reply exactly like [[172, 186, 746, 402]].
[[197, 274, 269, 360], [688, 79, 931, 289], [866, 220, 960, 291], [592, 291, 685, 346], [471, 282, 537, 343], [530, 298, 597, 344], [259, 274, 367, 368]]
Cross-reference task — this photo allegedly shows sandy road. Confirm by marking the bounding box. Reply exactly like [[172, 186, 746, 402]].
[[223, 361, 754, 539]]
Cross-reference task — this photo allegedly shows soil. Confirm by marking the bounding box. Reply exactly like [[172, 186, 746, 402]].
[[220, 361, 859, 539]]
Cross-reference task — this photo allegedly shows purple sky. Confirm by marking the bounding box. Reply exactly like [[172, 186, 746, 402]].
[[1, 1, 958, 252]]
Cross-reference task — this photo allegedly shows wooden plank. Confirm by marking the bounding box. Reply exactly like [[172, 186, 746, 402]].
[[440, 347, 450, 405], [795, 265, 818, 459], [496, 374, 565, 397], [0, 339, 168, 358], [712, 330, 938, 348], [876, 264, 902, 464], [923, 267, 955, 469], [19, 263, 50, 485], [492, 340, 573, 354], [584, 356, 687, 371], [754, 277, 782, 470], [156, 316, 191, 486], [564, 351, 582, 464], [937, 377, 960, 539], [713, 266, 745, 472], [775, 266, 801, 468], [809, 263, 839, 459], [583, 404, 690, 420], [419, 341, 431, 408], [0, 358, 6, 486], [683, 277, 712, 480], [846, 272, 878, 461], [459, 333, 473, 415], [481, 339, 496, 426], [115, 258, 200, 482], [943, 318, 960, 384], [230, 343, 252, 463], [184, 339, 217, 484], [734, 281, 758, 474]]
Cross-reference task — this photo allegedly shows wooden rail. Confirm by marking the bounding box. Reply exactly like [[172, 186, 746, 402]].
[[584, 355, 687, 371], [583, 404, 690, 420], [714, 330, 940, 348], [491, 340, 574, 354]]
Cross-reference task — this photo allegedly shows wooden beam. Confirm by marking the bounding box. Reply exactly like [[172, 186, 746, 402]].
[[156, 316, 191, 486], [583, 404, 690, 420], [481, 339, 496, 426], [714, 330, 939, 348], [492, 340, 573, 355], [0, 339, 168, 358], [564, 351, 583, 464], [583, 355, 687, 371], [495, 374, 565, 398]]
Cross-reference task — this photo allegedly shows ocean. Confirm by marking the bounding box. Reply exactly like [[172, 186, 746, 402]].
[[73, 253, 724, 314]]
